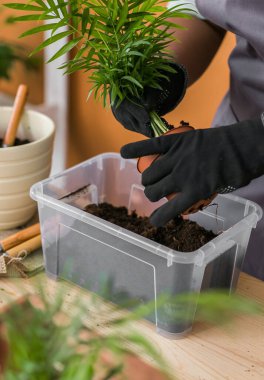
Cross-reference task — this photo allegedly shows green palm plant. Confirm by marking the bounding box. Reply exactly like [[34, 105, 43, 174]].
[[4, 0, 191, 136]]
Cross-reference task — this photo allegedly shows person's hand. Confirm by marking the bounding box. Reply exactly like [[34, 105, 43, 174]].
[[111, 63, 188, 137], [121, 116, 264, 226]]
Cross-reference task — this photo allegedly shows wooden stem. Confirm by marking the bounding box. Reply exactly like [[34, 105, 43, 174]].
[[5, 235, 42, 258], [0, 223, 40, 253], [3, 84, 29, 147]]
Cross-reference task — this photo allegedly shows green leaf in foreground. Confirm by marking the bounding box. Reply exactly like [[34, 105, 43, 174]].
[[160, 290, 264, 326], [1, 287, 172, 380]]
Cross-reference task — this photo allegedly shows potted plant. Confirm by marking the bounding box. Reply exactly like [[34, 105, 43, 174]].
[[0, 17, 53, 229], [0, 322, 8, 375], [0, 97, 55, 229], [4, 0, 216, 213]]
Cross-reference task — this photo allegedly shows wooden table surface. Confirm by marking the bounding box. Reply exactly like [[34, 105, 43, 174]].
[[0, 227, 264, 380]]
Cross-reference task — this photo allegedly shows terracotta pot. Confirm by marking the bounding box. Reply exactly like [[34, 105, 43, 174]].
[[0, 323, 8, 374], [137, 123, 216, 215], [101, 351, 167, 380]]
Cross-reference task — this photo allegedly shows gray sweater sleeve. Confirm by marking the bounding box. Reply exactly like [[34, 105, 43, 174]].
[[196, 0, 264, 56], [167, 0, 205, 18]]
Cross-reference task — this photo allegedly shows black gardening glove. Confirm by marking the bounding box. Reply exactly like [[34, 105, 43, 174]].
[[121, 116, 264, 227], [111, 63, 188, 137]]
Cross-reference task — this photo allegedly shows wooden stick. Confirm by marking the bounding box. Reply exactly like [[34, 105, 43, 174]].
[[3, 84, 29, 147], [5, 235, 42, 258], [0, 223, 40, 253]]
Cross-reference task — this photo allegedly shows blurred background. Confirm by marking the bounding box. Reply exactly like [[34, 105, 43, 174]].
[[0, 1, 235, 172]]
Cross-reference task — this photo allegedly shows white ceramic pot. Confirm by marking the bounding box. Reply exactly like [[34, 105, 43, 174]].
[[0, 107, 55, 230]]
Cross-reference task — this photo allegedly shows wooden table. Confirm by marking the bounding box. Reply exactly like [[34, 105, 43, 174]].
[[0, 227, 264, 380]]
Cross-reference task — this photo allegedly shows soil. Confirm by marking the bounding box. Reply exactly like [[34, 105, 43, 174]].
[[0, 137, 30, 148], [85, 203, 216, 252]]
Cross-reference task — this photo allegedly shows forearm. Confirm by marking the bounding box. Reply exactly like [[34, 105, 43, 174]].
[[168, 17, 226, 86]]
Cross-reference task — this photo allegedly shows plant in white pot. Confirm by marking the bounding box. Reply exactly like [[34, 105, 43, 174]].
[[0, 85, 55, 230], [4, 0, 216, 213]]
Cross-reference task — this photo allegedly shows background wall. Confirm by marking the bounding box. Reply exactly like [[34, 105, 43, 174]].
[[0, 0, 43, 105], [0, 1, 67, 174], [67, 33, 235, 167]]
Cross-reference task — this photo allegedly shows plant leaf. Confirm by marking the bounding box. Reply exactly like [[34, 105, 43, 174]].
[[11, 14, 58, 21], [121, 75, 143, 88], [47, 37, 82, 62], [30, 30, 73, 56], [117, 0, 128, 31], [4, 3, 44, 11], [20, 23, 60, 38]]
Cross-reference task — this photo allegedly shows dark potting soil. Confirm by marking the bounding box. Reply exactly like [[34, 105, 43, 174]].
[[0, 137, 30, 148], [85, 203, 216, 252]]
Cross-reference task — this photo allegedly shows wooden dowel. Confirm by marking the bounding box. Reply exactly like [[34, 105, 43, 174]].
[[3, 84, 28, 147], [5, 235, 42, 258], [0, 223, 40, 253]]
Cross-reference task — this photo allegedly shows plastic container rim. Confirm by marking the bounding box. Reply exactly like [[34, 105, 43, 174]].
[[30, 152, 263, 265]]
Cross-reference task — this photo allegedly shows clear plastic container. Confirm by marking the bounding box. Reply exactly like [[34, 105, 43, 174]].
[[31, 153, 262, 338]]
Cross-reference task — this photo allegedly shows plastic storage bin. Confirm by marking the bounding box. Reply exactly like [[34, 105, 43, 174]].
[[31, 153, 262, 338]]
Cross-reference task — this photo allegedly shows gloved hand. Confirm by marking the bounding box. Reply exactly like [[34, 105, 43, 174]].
[[121, 116, 264, 226], [111, 63, 188, 137]]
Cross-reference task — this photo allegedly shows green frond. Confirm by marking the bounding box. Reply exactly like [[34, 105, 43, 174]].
[[5, 0, 191, 134]]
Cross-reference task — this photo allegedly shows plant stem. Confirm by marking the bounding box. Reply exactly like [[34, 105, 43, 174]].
[[149, 111, 170, 137]]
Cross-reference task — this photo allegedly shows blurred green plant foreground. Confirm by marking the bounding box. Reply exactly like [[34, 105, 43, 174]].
[[0, 285, 263, 380]]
